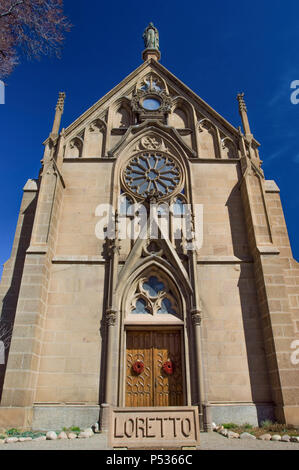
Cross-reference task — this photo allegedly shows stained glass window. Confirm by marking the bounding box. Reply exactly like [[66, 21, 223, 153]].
[[130, 275, 178, 316], [119, 194, 134, 215], [142, 98, 161, 110], [131, 298, 150, 314], [142, 276, 165, 297], [157, 298, 177, 315], [124, 153, 180, 198], [172, 197, 186, 215]]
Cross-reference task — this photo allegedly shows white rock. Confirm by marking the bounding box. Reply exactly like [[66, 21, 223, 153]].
[[219, 429, 228, 437], [212, 422, 217, 431], [5, 437, 19, 443], [290, 436, 299, 443], [78, 431, 91, 439], [258, 433, 272, 441], [227, 431, 239, 439], [18, 437, 32, 442], [281, 435, 291, 442], [83, 427, 94, 436], [33, 436, 46, 441], [58, 432, 68, 439], [271, 434, 282, 441], [92, 423, 100, 433], [240, 432, 256, 440], [67, 432, 77, 439], [46, 431, 57, 440]]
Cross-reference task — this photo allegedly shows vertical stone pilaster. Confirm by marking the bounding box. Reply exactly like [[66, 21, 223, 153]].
[[0, 154, 65, 427], [0, 181, 38, 407], [240, 169, 299, 425]]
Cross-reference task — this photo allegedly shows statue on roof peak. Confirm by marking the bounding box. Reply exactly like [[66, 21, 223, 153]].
[[143, 22, 159, 51]]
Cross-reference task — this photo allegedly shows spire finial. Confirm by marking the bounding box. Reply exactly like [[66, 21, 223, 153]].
[[56, 92, 66, 113], [51, 91, 66, 138], [237, 92, 252, 138], [142, 23, 161, 62], [237, 92, 247, 113]]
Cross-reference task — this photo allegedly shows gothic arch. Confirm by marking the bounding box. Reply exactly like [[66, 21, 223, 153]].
[[221, 136, 239, 159], [111, 97, 133, 128], [135, 72, 168, 94], [85, 118, 106, 157], [197, 118, 221, 159], [110, 125, 194, 209], [169, 97, 195, 130], [66, 136, 84, 158], [116, 257, 192, 320]]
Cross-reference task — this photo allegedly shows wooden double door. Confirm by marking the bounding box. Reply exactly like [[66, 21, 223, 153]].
[[125, 330, 184, 407]]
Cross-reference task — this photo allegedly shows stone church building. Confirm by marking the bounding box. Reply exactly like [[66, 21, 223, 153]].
[[1, 24, 299, 436]]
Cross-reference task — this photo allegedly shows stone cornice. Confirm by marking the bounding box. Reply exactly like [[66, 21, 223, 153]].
[[52, 255, 106, 264], [196, 255, 253, 264]]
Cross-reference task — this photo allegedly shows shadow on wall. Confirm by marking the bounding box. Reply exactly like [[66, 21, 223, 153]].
[[0, 196, 37, 401], [226, 183, 275, 423]]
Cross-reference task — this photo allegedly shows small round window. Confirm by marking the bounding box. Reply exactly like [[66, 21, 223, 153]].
[[142, 98, 161, 111]]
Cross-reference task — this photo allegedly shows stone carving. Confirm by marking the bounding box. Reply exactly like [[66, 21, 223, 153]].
[[55, 92, 66, 112], [141, 135, 161, 150], [143, 22, 159, 50], [89, 119, 104, 133], [133, 135, 168, 153], [191, 309, 202, 326], [106, 309, 117, 326], [140, 74, 164, 92], [131, 89, 173, 117], [110, 408, 200, 448], [237, 92, 247, 113]]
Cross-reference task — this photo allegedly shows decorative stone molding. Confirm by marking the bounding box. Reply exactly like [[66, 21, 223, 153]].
[[89, 119, 105, 133], [131, 89, 173, 122], [121, 152, 183, 201], [142, 240, 163, 258], [105, 309, 117, 326], [191, 309, 202, 326], [237, 92, 247, 113], [133, 135, 169, 153], [55, 92, 66, 113]]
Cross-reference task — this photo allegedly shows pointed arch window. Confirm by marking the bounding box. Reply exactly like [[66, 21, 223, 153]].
[[119, 193, 135, 216], [130, 275, 179, 317]]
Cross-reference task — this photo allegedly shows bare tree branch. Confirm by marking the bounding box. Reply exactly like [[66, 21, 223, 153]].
[[0, 0, 71, 78], [0, 1, 24, 18]]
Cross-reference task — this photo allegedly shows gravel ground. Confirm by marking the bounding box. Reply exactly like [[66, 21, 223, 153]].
[[0, 432, 299, 450]]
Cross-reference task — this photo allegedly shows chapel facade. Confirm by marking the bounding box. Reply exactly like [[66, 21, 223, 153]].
[[0, 24, 299, 433]]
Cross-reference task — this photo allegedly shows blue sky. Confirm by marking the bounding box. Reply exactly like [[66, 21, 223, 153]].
[[0, 0, 299, 276]]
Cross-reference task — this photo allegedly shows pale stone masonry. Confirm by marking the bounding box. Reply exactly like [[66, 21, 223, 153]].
[[0, 26, 299, 433]]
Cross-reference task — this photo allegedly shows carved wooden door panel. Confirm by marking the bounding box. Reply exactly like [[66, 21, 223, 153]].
[[153, 330, 183, 406], [126, 331, 153, 407], [126, 330, 183, 407]]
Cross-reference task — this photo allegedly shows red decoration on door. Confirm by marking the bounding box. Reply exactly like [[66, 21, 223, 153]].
[[162, 360, 174, 375], [132, 361, 144, 375]]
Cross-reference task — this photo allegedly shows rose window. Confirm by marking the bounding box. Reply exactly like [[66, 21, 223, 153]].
[[123, 153, 181, 198]]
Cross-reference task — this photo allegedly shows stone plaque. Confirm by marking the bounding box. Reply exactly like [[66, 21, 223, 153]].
[[110, 407, 200, 449]]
